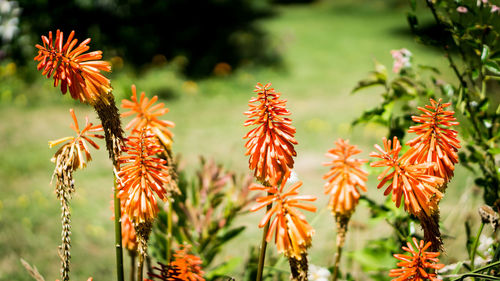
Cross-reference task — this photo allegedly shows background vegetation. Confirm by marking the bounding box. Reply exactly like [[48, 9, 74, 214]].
[[0, 0, 487, 280]]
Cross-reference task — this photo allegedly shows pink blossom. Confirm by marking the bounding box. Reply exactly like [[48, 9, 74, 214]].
[[491, 5, 500, 13], [390, 48, 412, 74], [457, 6, 468, 13]]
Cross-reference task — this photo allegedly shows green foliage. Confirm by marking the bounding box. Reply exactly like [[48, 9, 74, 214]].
[[150, 157, 256, 278], [352, 0, 500, 279], [11, 0, 280, 77], [352, 57, 437, 139]]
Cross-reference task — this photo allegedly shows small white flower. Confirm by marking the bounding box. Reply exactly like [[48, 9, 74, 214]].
[[477, 235, 494, 254], [288, 169, 300, 184], [0, 0, 12, 14], [474, 255, 491, 267], [308, 264, 331, 281]]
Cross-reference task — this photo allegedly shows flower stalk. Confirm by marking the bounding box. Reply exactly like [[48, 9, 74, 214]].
[[256, 190, 272, 281], [35, 30, 125, 281], [322, 139, 367, 280]]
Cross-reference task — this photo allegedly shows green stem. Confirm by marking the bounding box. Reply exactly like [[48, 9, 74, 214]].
[[449, 261, 500, 280], [129, 250, 136, 281], [332, 245, 342, 281], [470, 221, 485, 280], [256, 191, 272, 281], [166, 198, 173, 264], [114, 176, 125, 281]]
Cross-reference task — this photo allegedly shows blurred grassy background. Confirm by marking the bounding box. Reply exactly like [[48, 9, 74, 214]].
[[0, 0, 484, 280]]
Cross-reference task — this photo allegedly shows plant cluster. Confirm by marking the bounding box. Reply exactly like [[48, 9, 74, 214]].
[[17, 0, 500, 280]]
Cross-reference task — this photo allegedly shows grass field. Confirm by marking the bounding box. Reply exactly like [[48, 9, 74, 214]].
[[0, 1, 484, 280]]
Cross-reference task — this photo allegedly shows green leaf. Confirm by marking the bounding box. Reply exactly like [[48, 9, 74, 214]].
[[409, 0, 416, 10], [481, 45, 490, 63], [488, 147, 500, 155], [452, 261, 464, 274], [490, 51, 500, 61], [351, 78, 385, 93], [217, 226, 246, 242], [441, 83, 454, 97], [472, 68, 480, 80], [417, 64, 440, 74], [205, 257, 242, 279], [407, 13, 418, 32], [485, 60, 500, 75]]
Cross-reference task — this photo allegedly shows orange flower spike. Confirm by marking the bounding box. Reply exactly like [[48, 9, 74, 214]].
[[370, 137, 444, 217], [405, 98, 460, 183], [323, 138, 368, 215], [121, 85, 175, 148], [170, 246, 205, 281], [49, 109, 103, 169], [244, 82, 298, 186], [34, 30, 112, 104], [117, 130, 170, 223], [250, 175, 316, 259], [389, 238, 444, 281]]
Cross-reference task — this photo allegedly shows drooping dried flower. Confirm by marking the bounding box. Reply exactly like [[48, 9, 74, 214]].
[[323, 138, 368, 216], [389, 238, 444, 281], [121, 85, 175, 149], [50, 109, 103, 170], [370, 136, 444, 217], [244, 82, 298, 186], [34, 30, 112, 105], [405, 98, 460, 186], [49, 109, 103, 281], [117, 129, 170, 223], [250, 174, 316, 260]]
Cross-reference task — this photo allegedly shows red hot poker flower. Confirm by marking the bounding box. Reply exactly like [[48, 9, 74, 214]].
[[250, 174, 316, 259], [34, 30, 112, 105], [170, 246, 205, 281], [117, 130, 170, 223], [405, 98, 460, 185], [370, 137, 444, 217], [389, 238, 444, 281], [121, 85, 175, 149], [244, 82, 298, 186], [49, 108, 103, 169], [323, 138, 368, 216]]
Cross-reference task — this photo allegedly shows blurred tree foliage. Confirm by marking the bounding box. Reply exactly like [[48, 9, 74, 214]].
[[11, 0, 280, 77]]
